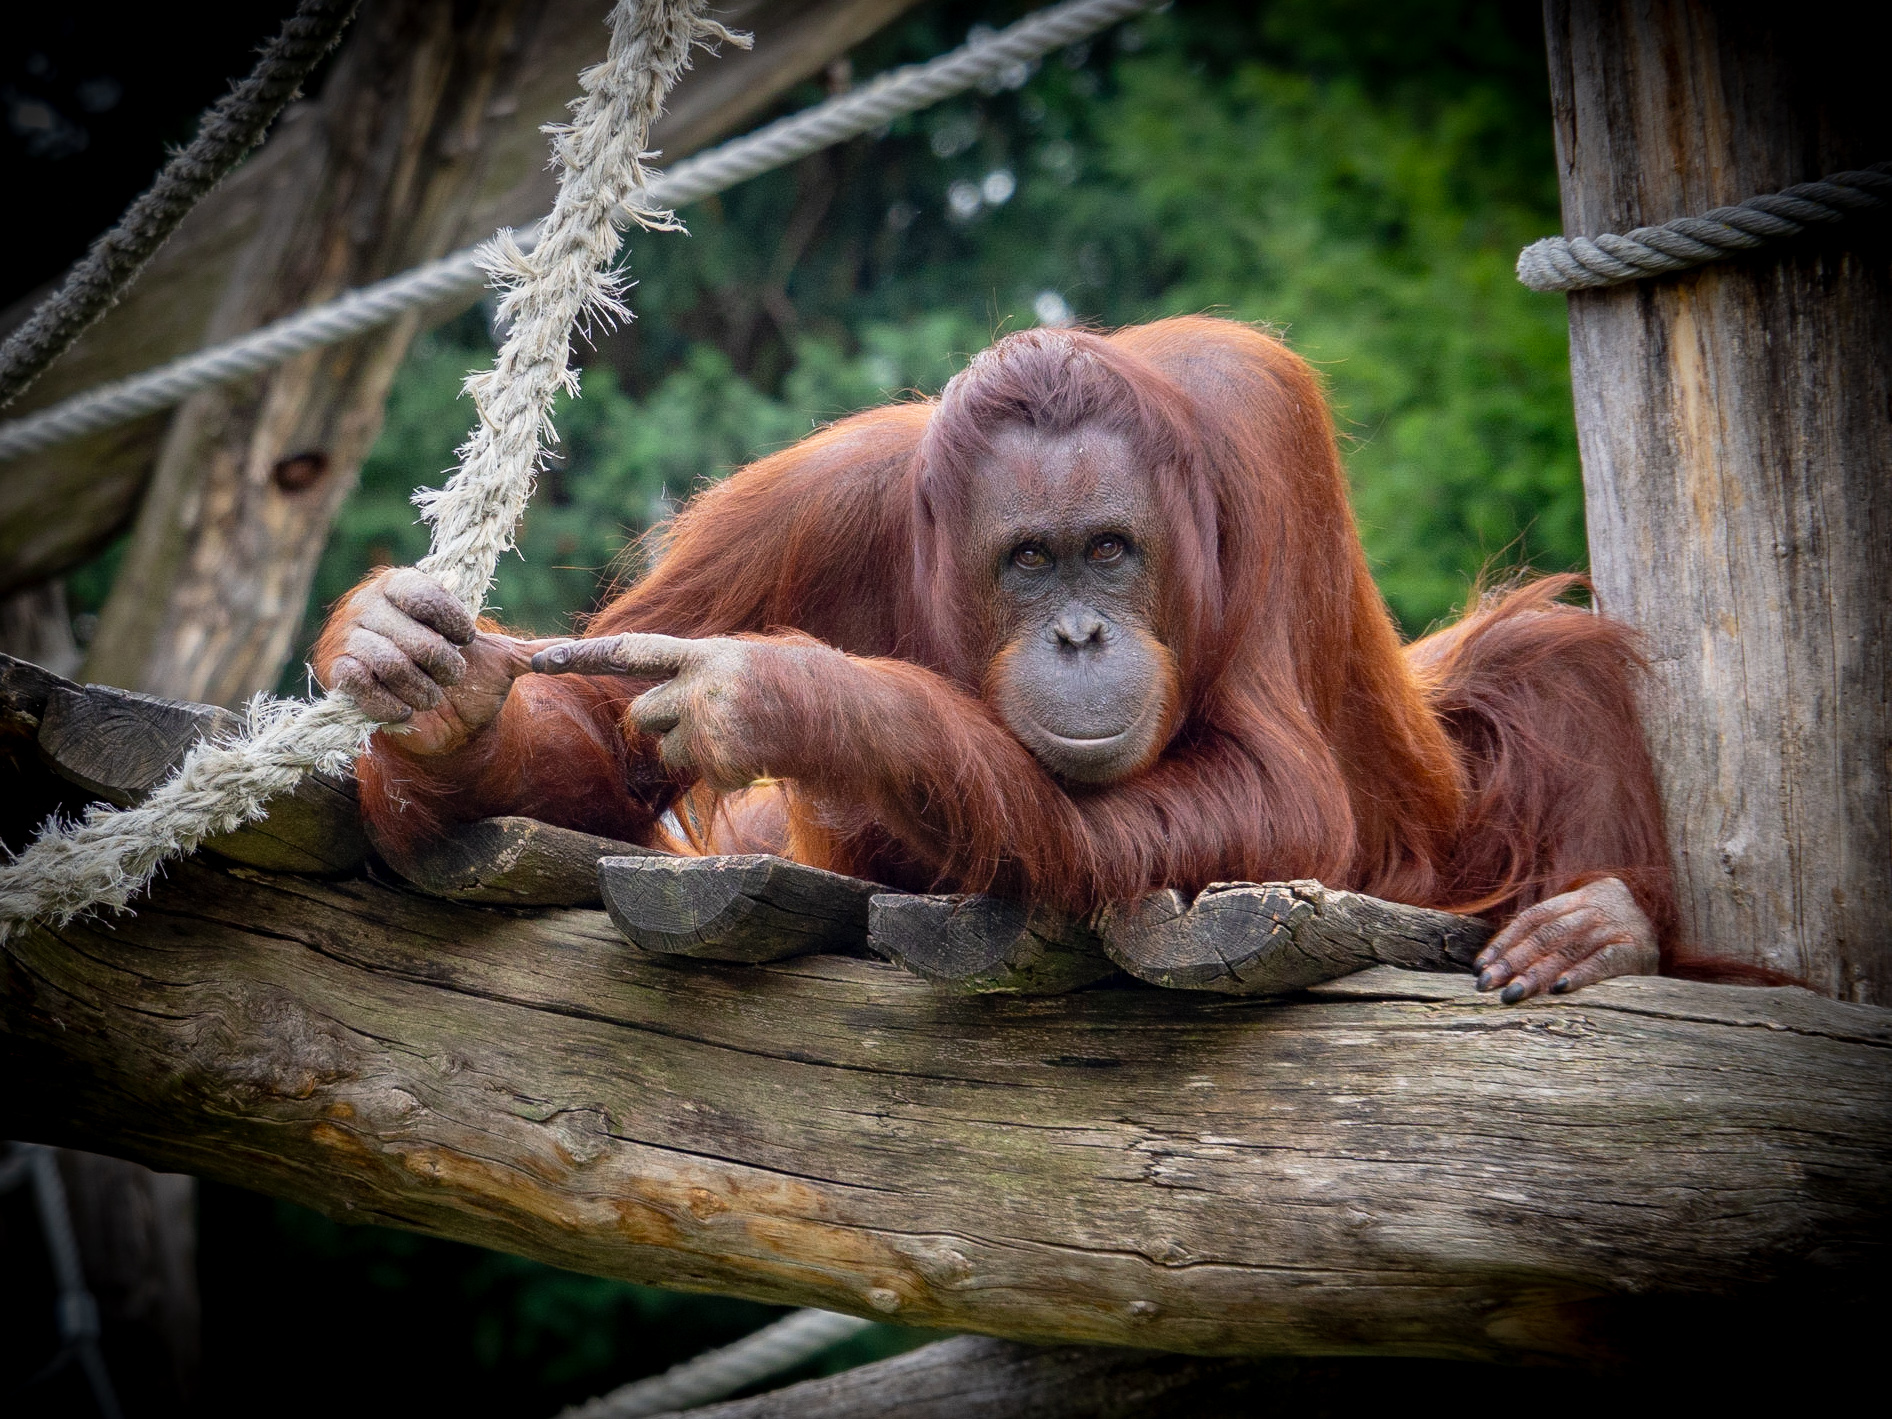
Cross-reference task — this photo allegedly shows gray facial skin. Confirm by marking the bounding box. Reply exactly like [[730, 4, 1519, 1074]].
[[964, 423, 1180, 784]]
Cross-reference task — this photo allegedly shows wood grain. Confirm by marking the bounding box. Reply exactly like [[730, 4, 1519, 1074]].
[[1097, 881, 1489, 994], [398, 816, 657, 905], [4, 855, 1886, 1367], [600, 853, 881, 961], [867, 893, 1119, 994], [1544, 0, 1892, 1001]]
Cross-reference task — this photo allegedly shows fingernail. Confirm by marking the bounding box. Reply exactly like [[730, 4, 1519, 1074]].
[[1477, 970, 1496, 991], [533, 646, 568, 672], [1500, 982, 1527, 1004], [1551, 976, 1572, 994]]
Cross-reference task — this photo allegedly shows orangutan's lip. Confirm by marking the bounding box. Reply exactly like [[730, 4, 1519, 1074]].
[[1034, 728, 1134, 750]]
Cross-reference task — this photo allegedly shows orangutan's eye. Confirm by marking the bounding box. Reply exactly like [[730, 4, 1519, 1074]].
[[1012, 544, 1051, 570], [1089, 536, 1126, 564]]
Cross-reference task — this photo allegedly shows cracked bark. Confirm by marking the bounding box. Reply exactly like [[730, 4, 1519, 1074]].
[[3, 855, 1887, 1368], [1546, 0, 1892, 1000]]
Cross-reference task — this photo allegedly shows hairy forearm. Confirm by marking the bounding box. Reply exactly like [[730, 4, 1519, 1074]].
[[739, 648, 1092, 901], [358, 676, 668, 860]]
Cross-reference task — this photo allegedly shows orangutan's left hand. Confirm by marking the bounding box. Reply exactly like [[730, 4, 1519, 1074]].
[[1473, 876, 1659, 1003]]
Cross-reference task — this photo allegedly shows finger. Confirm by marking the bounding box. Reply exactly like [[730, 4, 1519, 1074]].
[[328, 655, 413, 724], [380, 568, 476, 645], [533, 632, 700, 679], [1550, 937, 1660, 995], [1475, 895, 1570, 970], [1496, 921, 1643, 1002], [357, 600, 468, 686], [630, 680, 688, 736], [345, 627, 443, 713], [1477, 908, 1590, 990]]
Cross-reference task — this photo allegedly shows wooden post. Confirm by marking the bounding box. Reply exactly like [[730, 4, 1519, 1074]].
[[1543, 0, 1892, 1001]]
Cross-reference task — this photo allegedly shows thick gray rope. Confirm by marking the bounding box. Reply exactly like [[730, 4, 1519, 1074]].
[[0, 0, 363, 410], [560, 1309, 875, 1419], [0, 0, 723, 940], [0, 0, 1152, 463], [1517, 162, 1892, 292]]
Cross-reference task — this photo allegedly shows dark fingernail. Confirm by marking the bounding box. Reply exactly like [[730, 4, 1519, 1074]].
[[1551, 976, 1572, 994], [532, 646, 570, 672], [1500, 981, 1527, 1004], [1477, 970, 1496, 991]]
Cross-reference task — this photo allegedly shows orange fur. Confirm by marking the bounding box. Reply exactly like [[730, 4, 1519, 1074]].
[[327, 317, 1682, 961]]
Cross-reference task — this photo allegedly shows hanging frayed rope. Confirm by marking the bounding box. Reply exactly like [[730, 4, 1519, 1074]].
[[0, 0, 363, 411], [1517, 161, 1892, 292], [0, 0, 1153, 464], [0, 0, 733, 941]]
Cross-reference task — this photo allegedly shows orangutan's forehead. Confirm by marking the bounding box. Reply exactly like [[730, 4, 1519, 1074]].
[[967, 423, 1152, 525]]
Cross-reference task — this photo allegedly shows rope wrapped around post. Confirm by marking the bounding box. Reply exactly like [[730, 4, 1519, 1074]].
[[1516, 161, 1892, 292], [0, 0, 732, 939]]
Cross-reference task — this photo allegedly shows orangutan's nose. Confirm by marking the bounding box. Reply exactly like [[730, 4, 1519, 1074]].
[[1053, 604, 1107, 650]]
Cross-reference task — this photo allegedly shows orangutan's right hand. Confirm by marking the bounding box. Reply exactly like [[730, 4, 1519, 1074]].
[[314, 568, 564, 756]]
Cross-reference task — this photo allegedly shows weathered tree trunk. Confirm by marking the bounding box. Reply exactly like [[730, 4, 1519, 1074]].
[[2, 854, 1886, 1369], [1543, 0, 1892, 1001], [1, 0, 915, 705]]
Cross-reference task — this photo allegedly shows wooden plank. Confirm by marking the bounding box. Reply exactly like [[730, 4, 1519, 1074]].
[[1096, 881, 1488, 994], [867, 893, 1118, 994], [599, 853, 882, 961], [4, 855, 1887, 1366], [394, 815, 657, 906], [1544, 0, 1891, 1000], [35, 680, 240, 806], [200, 770, 367, 878]]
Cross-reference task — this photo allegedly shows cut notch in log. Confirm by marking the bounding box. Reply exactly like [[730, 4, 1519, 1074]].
[[599, 853, 883, 961], [867, 893, 1119, 994], [393, 816, 660, 907], [1097, 880, 1491, 994], [0, 651, 365, 875]]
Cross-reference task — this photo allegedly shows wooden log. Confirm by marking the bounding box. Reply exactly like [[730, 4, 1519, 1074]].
[[3, 856, 1887, 1367], [1096, 881, 1489, 994], [35, 679, 240, 805], [599, 853, 882, 961], [650, 1335, 1272, 1419], [867, 894, 1118, 995], [395, 816, 657, 906], [1544, 0, 1892, 1000], [0, 650, 365, 875]]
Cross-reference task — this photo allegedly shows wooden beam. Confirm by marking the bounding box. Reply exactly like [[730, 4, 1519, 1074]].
[[1543, 0, 1892, 1000], [1097, 882, 1488, 993], [3, 850, 1885, 1368]]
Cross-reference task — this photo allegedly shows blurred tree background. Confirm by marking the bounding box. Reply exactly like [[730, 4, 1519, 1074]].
[[12, 0, 1580, 1412]]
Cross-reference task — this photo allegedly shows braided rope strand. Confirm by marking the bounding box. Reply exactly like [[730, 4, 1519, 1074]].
[[0, 0, 719, 940], [1517, 163, 1892, 292], [0, 0, 363, 410], [0, 0, 1152, 464]]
